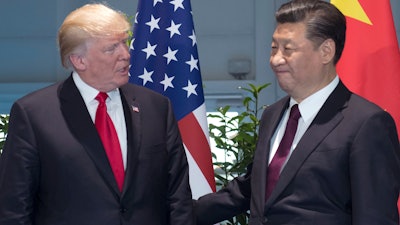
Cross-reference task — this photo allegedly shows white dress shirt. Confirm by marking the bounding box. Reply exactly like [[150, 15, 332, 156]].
[[72, 72, 127, 169], [268, 76, 339, 167]]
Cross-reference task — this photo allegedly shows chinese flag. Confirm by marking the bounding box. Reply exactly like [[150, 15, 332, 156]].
[[331, 0, 400, 219]]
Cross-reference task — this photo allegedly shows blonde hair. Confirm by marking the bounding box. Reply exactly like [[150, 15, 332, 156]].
[[58, 3, 130, 68]]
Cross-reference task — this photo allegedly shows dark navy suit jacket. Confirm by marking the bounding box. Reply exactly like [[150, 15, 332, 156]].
[[196, 81, 400, 225], [0, 76, 194, 225]]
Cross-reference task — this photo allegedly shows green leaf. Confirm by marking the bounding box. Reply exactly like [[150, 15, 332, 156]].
[[0, 114, 10, 154], [207, 83, 270, 225]]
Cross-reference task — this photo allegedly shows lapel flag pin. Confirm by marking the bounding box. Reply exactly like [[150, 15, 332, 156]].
[[132, 105, 139, 113]]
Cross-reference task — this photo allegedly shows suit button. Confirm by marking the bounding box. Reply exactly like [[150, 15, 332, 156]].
[[120, 208, 127, 213], [263, 217, 268, 224]]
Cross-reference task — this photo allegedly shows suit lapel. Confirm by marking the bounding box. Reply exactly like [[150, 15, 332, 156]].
[[252, 97, 289, 212], [265, 82, 351, 208], [59, 76, 120, 196], [119, 85, 142, 197]]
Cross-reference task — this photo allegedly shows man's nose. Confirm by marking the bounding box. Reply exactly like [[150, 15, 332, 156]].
[[270, 50, 286, 66]]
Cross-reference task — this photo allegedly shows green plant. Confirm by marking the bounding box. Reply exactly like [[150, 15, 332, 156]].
[[207, 83, 270, 225], [0, 114, 9, 154]]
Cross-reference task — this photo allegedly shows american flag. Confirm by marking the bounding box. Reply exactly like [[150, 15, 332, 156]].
[[129, 0, 216, 198]]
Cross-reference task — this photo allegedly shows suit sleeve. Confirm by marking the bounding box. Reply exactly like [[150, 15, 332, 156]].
[[350, 110, 400, 225], [0, 102, 39, 225], [194, 164, 252, 225], [165, 100, 196, 225]]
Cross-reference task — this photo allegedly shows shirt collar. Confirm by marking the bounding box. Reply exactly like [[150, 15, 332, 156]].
[[72, 71, 120, 104], [290, 75, 339, 124]]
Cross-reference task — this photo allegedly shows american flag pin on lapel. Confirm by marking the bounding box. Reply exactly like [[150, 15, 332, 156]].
[[132, 105, 139, 113]]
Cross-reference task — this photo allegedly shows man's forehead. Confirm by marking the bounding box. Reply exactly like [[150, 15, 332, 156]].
[[273, 23, 306, 37]]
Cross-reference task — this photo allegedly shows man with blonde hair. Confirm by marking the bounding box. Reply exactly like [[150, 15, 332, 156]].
[[0, 3, 194, 225]]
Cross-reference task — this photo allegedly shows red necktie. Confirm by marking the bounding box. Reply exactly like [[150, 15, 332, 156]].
[[95, 92, 125, 192], [266, 104, 301, 200]]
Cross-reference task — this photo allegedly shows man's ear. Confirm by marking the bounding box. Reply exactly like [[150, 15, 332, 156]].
[[320, 39, 335, 64], [69, 54, 86, 71]]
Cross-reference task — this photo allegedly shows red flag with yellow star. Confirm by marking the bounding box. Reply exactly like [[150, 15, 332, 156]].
[[331, 0, 400, 218]]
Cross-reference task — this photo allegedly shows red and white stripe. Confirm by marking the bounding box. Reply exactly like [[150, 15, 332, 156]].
[[178, 103, 215, 199]]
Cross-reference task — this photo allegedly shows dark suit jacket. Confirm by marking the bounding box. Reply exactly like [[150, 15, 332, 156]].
[[0, 76, 194, 225], [196, 81, 400, 225]]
